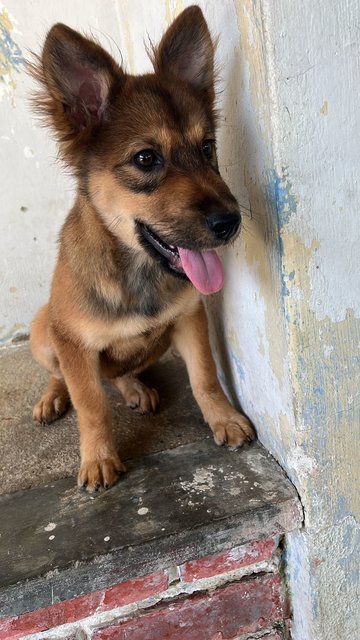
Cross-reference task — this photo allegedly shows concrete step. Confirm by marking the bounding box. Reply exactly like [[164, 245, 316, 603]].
[[0, 343, 302, 638], [0, 343, 206, 495]]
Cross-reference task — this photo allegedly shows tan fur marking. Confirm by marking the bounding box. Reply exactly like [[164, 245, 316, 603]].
[[56, 280, 198, 351]]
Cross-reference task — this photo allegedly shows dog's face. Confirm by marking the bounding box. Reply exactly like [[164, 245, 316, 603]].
[[34, 6, 241, 295]]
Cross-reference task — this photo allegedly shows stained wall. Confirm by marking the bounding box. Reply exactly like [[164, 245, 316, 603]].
[[212, 2, 360, 639]]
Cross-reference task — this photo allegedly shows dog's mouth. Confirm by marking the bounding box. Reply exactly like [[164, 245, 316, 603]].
[[137, 222, 224, 295]]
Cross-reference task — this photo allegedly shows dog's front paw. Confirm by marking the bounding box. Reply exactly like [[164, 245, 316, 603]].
[[78, 451, 126, 492], [212, 413, 255, 449]]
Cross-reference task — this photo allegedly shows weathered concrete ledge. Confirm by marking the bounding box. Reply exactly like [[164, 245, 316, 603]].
[[0, 344, 207, 495], [0, 438, 302, 619]]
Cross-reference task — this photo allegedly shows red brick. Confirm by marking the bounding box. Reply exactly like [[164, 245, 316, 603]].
[[92, 573, 287, 640], [0, 570, 168, 640], [101, 570, 168, 609], [180, 537, 278, 582]]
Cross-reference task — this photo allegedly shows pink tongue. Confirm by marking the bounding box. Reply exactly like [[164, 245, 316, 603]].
[[178, 248, 224, 295]]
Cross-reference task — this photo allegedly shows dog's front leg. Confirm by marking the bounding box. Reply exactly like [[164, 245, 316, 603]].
[[51, 329, 125, 490], [171, 302, 255, 448]]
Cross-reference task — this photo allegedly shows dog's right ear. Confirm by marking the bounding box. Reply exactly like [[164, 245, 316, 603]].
[[31, 24, 123, 159]]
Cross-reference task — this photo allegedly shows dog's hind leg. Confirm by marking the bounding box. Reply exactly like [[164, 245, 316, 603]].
[[111, 374, 160, 415], [33, 376, 70, 423], [171, 301, 255, 448], [30, 304, 70, 423]]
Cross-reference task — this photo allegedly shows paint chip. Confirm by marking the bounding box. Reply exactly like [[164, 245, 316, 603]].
[[138, 507, 149, 515], [180, 468, 215, 494], [0, 7, 23, 102], [23, 146, 34, 158], [320, 100, 328, 115], [104, 535, 110, 542], [44, 523, 56, 532], [48, 535, 55, 541]]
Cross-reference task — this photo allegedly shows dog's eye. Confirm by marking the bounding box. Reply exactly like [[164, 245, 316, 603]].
[[134, 149, 163, 170], [202, 139, 215, 159]]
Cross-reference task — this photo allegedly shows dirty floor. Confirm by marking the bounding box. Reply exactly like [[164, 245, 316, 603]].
[[0, 342, 206, 495]]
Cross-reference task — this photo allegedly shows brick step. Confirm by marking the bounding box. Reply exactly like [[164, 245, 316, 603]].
[[1, 538, 288, 639]]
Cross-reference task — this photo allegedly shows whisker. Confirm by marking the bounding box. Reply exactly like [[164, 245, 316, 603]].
[[247, 210, 267, 226], [238, 203, 252, 217]]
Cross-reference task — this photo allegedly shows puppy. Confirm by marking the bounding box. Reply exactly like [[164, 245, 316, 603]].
[[30, 5, 254, 491]]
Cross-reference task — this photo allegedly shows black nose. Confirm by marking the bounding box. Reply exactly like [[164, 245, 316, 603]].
[[206, 211, 241, 241]]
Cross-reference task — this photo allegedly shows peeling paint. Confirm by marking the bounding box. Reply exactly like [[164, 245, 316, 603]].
[[230, 350, 246, 382], [282, 230, 360, 523], [0, 322, 26, 344], [0, 4, 23, 102], [272, 166, 298, 227], [320, 100, 328, 115], [212, 1, 360, 638], [23, 145, 34, 158]]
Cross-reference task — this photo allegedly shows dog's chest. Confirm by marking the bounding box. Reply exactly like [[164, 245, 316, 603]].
[[104, 325, 170, 375], [76, 286, 199, 351]]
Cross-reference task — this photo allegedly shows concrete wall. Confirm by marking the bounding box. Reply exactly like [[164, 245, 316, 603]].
[[210, 2, 360, 639], [1, 1, 359, 638]]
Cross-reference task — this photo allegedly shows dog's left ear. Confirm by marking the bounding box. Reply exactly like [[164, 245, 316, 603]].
[[152, 6, 215, 103]]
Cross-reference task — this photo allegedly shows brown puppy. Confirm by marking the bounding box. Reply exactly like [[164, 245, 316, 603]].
[[30, 5, 255, 491]]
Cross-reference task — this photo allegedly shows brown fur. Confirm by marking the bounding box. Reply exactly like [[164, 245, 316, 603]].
[[30, 6, 254, 491]]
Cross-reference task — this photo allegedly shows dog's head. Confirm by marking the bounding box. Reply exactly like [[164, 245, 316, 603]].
[[33, 6, 241, 295]]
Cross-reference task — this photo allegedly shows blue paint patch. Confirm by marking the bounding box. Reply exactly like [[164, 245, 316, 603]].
[[264, 167, 297, 314], [338, 520, 360, 584], [0, 10, 24, 83], [313, 386, 325, 397], [271, 167, 298, 227], [281, 280, 290, 297], [335, 495, 352, 521], [279, 241, 291, 316], [343, 519, 355, 548], [230, 351, 246, 382], [281, 268, 295, 297]]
